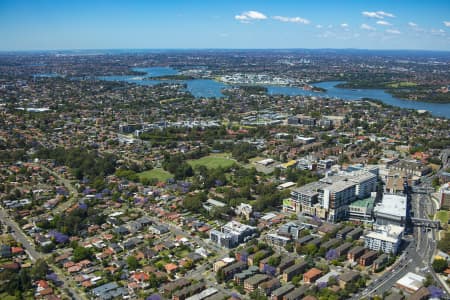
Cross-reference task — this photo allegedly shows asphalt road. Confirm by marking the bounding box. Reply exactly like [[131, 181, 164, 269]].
[[355, 239, 417, 299], [357, 181, 449, 299], [34, 163, 80, 215], [415, 182, 450, 296], [136, 208, 229, 257], [0, 208, 41, 261], [0, 207, 84, 300]]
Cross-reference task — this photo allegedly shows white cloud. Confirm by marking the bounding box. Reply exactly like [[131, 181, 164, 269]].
[[341, 23, 349, 28], [362, 11, 395, 19], [386, 29, 401, 34], [377, 11, 395, 18], [316, 24, 323, 29], [362, 11, 380, 19], [272, 16, 310, 24], [235, 11, 267, 23], [431, 29, 446, 36], [361, 23, 376, 31], [444, 21, 450, 27], [408, 22, 417, 27], [376, 20, 391, 26]]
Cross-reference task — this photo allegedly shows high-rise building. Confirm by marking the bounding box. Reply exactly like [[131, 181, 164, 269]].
[[374, 194, 407, 227], [210, 221, 257, 248], [364, 224, 403, 254], [284, 168, 378, 223]]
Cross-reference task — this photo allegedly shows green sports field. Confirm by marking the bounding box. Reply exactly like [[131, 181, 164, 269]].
[[138, 168, 173, 181], [188, 154, 235, 170]]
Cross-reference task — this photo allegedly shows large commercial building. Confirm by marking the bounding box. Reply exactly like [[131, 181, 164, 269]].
[[348, 197, 375, 221], [364, 224, 404, 254], [390, 159, 432, 177], [210, 221, 257, 248], [319, 180, 356, 222], [287, 181, 324, 214], [278, 222, 305, 240], [395, 272, 426, 294], [347, 171, 377, 199], [374, 194, 407, 227], [284, 168, 378, 223]]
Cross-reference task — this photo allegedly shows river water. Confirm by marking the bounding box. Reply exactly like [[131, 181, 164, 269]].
[[96, 67, 450, 118]]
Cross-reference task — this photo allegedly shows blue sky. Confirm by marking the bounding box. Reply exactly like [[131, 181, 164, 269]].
[[0, 0, 449, 51]]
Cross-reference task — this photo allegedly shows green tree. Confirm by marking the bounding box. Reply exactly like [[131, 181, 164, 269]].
[[328, 275, 338, 286], [432, 258, 448, 273], [438, 232, 450, 253], [268, 256, 281, 267], [127, 256, 139, 270], [30, 258, 49, 280], [253, 251, 267, 265], [216, 268, 225, 283], [432, 177, 440, 189], [183, 192, 207, 212], [305, 243, 318, 256], [73, 246, 91, 262], [292, 275, 302, 286], [423, 274, 433, 287], [285, 243, 294, 252]]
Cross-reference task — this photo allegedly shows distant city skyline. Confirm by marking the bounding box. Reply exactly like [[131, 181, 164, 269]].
[[1, 0, 450, 51]]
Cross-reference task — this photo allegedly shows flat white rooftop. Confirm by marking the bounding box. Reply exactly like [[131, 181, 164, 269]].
[[267, 233, 291, 241], [325, 180, 356, 193], [261, 213, 278, 221], [222, 257, 235, 263], [278, 182, 296, 189], [396, 272, 425, 292], [223, 221, 256, 234], [374, 194, 407, 218], [207, 198, 226, 207], [256, 158, 274, 165], [365, 224, 404, 243]]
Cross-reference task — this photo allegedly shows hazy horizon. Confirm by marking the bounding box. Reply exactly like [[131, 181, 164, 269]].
[[1, 0, 450, 51], [2, 47, 450, 54]]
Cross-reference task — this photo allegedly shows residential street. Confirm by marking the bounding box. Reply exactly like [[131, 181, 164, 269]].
[[0, 207, 85, 300]]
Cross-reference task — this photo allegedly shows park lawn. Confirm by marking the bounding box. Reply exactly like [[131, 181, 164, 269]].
[[0, 293, 18, 300], [436, 210, 449, 225], [386, 81, 417, 88], [249, 156, 265, 163], [188, 154, 235, 170], [436, 210, 450, 236], [138, 168, 173, 182], [175, 248, 190, 258], [0, 234, 15, 244]]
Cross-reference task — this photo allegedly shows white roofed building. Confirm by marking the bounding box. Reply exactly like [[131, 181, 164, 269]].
[[364, 224, 404, 254], [374, 194, 407, 227], [395, 272, 425, 293], [210, 221, 257, 248]]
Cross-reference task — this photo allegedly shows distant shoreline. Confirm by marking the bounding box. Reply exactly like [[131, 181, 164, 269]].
[[2, 48, 450, 54]]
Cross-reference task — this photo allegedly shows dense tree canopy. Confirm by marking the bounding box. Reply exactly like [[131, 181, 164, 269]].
[[36, 147, 117, 180]]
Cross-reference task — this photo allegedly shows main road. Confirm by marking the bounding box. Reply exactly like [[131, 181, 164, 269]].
[[414, 181, 450, 296], [355, 238, 418, 299], [358, 181, 448, 299], [32, 163, 80, 214], [0, 207, 41, 261], [0, 207, 85, 300]]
